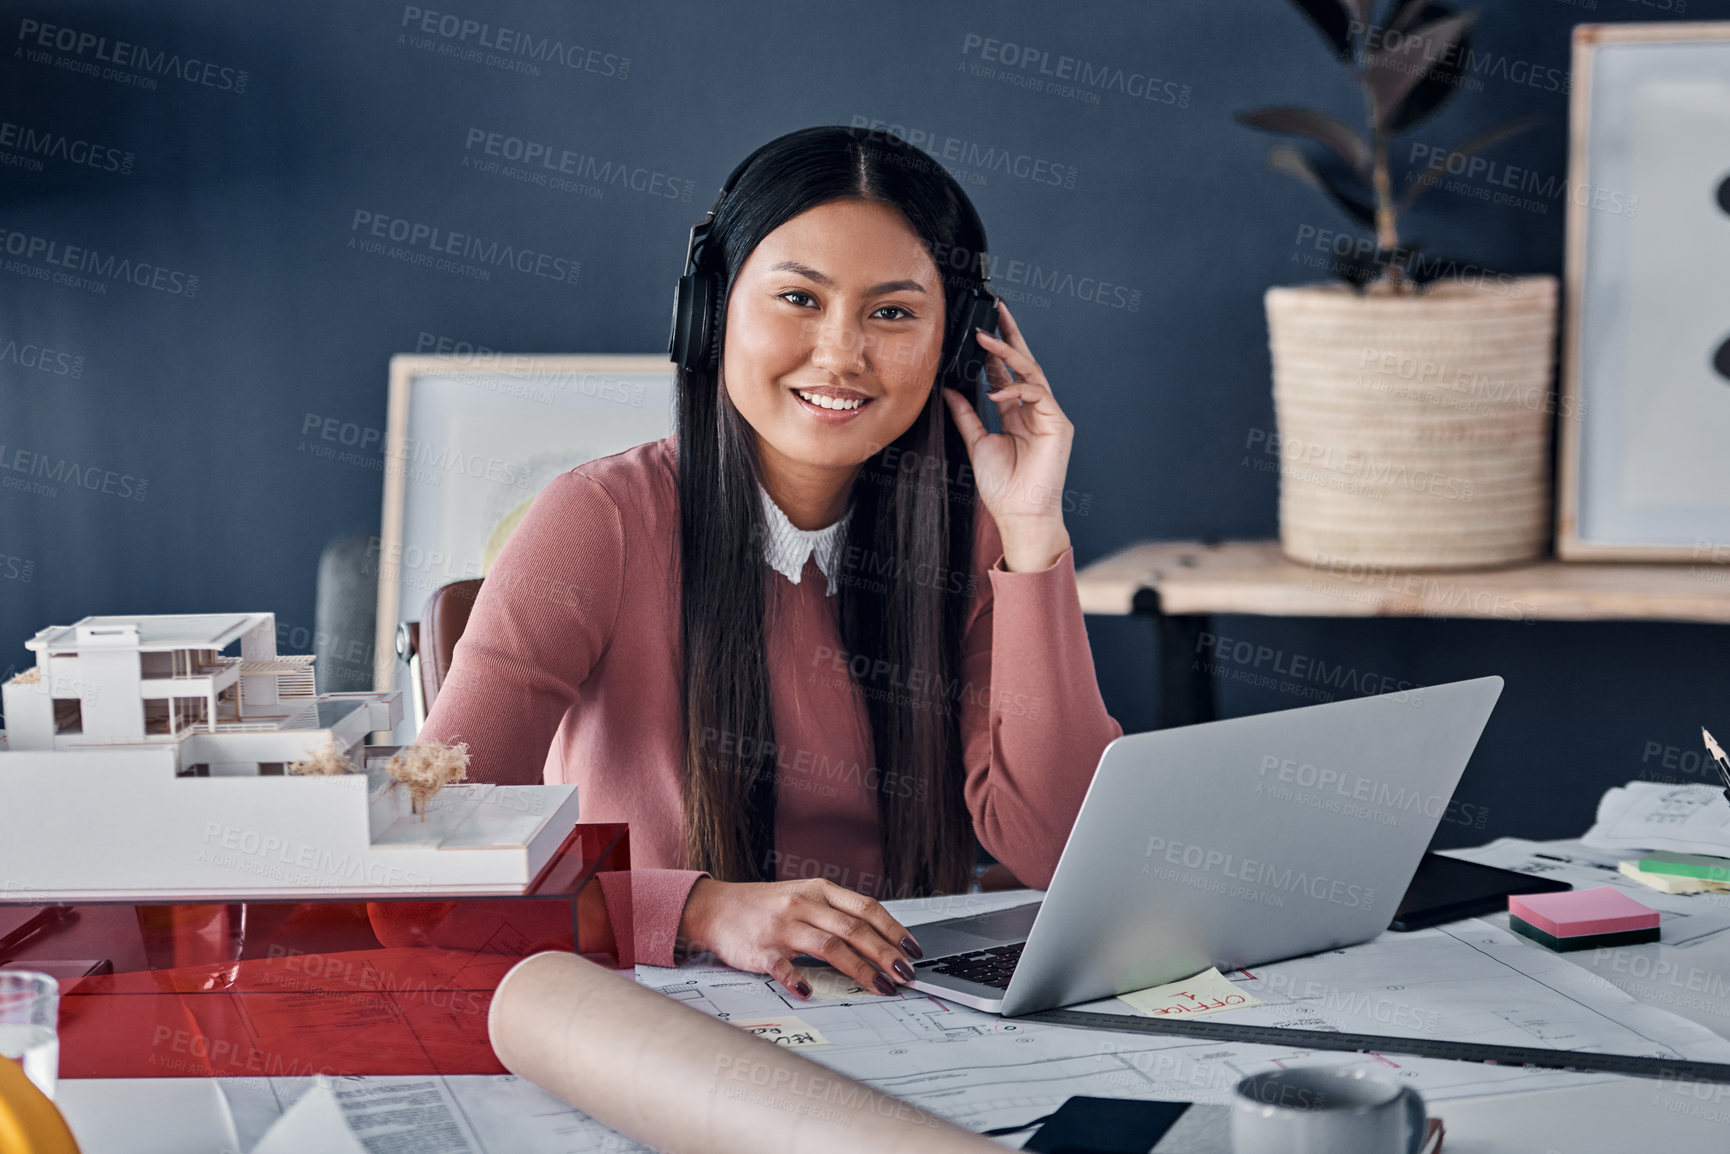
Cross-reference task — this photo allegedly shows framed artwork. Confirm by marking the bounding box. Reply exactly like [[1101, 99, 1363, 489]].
[[1558, 22, 1730, 560], [371, 355, 675, 698]]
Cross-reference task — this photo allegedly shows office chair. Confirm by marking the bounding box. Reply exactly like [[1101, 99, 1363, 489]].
[[396, 578, 483, 727], [396, 577, 1022, 890]]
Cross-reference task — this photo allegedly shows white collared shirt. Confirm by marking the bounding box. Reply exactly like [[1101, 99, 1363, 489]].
[[758, 484, 851, 597]]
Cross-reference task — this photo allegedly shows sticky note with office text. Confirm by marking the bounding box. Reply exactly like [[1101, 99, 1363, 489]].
[[1116, 966, 1264, 1019], [730, 1015, 830, 1047]]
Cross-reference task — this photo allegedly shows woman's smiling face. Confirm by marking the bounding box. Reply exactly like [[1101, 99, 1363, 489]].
[[721, 198, 946, 478]]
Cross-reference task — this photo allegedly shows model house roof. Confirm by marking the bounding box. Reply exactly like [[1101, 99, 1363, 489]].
[[28, 613, 269, 653]]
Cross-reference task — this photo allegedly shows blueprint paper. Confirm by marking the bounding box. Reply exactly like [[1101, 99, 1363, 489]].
[[1583, 782, 1730, 856], [1445, 837, 1730, 948], [209, 879, 1730, 1151]]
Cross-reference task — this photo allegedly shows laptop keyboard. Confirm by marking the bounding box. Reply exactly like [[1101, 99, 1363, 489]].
[[919, 941, 1025, 989]]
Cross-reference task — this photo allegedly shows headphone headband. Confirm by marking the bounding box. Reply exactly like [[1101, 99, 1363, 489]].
[[669, 134, 999, 386]]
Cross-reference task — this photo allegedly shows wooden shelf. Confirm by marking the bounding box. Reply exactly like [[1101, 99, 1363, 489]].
[[1077, 541, 1730, 624]]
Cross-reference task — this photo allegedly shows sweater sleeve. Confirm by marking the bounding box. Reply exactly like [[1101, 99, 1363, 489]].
[[415, 468, 708, 967], [417, 468, 624, 781], [957, 518, 1123, 891]]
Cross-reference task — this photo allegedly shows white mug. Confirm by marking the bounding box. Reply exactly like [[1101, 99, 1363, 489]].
[[1231, 1065, 1426, 1154]]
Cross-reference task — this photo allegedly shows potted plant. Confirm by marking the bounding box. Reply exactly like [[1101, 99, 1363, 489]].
[[1238, 0, 1558, 569]]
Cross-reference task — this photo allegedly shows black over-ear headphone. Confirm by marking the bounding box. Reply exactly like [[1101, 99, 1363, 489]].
[[668, 141, 1001, 388]]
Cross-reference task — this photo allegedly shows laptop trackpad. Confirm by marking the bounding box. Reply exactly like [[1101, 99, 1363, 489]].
[[913, 902, 1042, 957]]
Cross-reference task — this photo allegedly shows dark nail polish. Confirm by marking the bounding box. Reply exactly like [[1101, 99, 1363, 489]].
[[795, 981, 812, 998], [893, 959, 915, 983], [900, 936, 924, 959], [873, 974, 896, 997]]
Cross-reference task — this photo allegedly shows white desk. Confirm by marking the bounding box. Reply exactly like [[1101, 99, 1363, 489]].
[[46, 862, 1730, 1154]]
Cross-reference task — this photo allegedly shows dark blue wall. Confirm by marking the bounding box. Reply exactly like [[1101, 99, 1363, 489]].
[[4, 1, 1723, 847]]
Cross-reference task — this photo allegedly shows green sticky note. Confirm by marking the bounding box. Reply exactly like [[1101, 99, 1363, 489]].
[[1637, 852, 1730, 883]]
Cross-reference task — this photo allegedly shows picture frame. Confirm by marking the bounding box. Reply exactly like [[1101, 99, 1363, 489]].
[[371, 354, 675, 700], [1558, 22, 1730, 560]]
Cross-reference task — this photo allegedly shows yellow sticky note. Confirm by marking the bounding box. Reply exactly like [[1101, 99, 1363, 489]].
[[791, 964, 899, 1001], [731, 1015, 830, 1047], [1618, 859, 1730, 895], [1116, 966, 1263, 1019]]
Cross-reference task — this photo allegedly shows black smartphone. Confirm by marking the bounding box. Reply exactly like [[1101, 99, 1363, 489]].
[[1390, 852, 1572, 932]]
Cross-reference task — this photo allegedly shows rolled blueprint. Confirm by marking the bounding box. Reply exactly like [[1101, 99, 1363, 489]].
[[488, 951, 1001, 1153]]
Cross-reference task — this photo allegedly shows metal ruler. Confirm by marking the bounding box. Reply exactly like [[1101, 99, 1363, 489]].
[[1021, 1008, 1730, 1084]]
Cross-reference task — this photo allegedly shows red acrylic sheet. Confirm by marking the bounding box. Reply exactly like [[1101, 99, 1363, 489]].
[[0, 822, 628, 1078]]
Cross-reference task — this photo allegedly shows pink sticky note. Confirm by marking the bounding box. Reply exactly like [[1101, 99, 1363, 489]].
[[1509, 886, 1659, 937]]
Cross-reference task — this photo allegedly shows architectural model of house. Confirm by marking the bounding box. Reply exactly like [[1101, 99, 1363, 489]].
[[0, 613, 579, 900]]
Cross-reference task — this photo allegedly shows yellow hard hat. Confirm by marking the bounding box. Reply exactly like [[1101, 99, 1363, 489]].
[[0, 1057, 79, 1154]]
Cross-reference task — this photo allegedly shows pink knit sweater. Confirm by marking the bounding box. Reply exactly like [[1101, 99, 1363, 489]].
[[417, 437, 1122, 965]]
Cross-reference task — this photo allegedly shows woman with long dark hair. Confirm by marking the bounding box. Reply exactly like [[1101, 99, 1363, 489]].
[[419, 125, 1121, 1001]]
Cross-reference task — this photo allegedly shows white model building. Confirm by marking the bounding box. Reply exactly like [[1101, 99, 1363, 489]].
[[0, 613, 579, 900]]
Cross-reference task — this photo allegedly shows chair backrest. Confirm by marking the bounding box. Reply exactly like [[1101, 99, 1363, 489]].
[[418, 579, 483, 712]]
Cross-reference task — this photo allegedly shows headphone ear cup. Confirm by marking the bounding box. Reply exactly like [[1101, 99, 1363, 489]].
[[669, 273, 715, 372], [952, 292, 1001, 388]]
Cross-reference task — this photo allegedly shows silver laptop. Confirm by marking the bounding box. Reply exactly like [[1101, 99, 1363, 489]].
[[905, 676, 1503, 1015]]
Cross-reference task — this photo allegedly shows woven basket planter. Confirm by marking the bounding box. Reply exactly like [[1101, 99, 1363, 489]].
[[1264, 275, 1558, 570]]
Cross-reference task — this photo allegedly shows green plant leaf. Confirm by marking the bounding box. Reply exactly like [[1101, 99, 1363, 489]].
[[1388, 0, 1441, 34], [1287, 0, 1354, 60], [1381, 2, 1469, 131], [1237, 107, 1372, 175], [1365, 10, 1476, 132], [1398, 113, 1545, 211], [1266, 144, 1377, 228]]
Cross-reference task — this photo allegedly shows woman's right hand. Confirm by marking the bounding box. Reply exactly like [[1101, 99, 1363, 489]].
[[678, 877, 924, 1000]]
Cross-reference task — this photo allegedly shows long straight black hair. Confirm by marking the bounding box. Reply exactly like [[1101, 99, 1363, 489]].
[[676, 125, 989, 898]]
